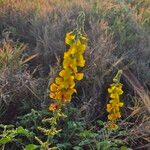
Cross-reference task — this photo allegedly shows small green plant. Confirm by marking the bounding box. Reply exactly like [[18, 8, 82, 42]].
[[0, 124, 34, 150], [17, 109, 50, 131]]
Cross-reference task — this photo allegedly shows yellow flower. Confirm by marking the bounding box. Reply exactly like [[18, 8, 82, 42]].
[[108, 114, 116, 121], [115, 112, 121, 118], [65, 32, 75, 46], [70, 45, 78, 55], [76, 55, 85, 67], [55, 76, 75, 89], [54, 91, 63, 100], [106, 104, 112, 112], [55, 77, 63, 85], [67, 76, 75, 88], [62, 88, 77, 103], [107, 122, 119, 130], [49, 92, 55, 99], [119, 102, 124, 107], [64, 51, 71, 59], [59, 69, 72, 79], [50, 83, 59, 92], [75, 72, 84, 81], [108, 85, 115, 94], [69, 40, 86, 56], [108, 83, 123, 95], [76, 40, 86, 55], [63, 57, 77, 72], [49, 103, 59, 112]]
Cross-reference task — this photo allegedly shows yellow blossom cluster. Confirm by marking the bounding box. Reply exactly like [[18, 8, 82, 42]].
[[106, 82, 124, 129], [49, 31, 87, 105], [49, 103, 59, 112]]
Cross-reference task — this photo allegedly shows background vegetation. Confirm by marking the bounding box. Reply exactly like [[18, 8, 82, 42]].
[[0, 0, 150, 149]]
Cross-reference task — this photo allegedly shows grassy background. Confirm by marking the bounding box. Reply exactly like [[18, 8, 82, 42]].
[[0, 0, 150, 149]]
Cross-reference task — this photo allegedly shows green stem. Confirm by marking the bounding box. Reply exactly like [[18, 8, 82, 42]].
[[76, 11, 86, 36], [113, 70, 123, 83]]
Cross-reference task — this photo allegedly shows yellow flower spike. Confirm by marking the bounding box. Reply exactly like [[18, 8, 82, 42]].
[[75, 73, 84, 81], [106, 70, 124, 130], [65, 32, 75, 46], [49, 13, 87, 104]]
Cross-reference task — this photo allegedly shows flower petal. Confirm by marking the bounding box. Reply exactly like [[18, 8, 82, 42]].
[[75, 73, 84, 80], [65, 32, 75, 46]]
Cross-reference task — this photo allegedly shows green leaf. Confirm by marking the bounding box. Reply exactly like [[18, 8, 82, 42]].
[[0, 124, 5, 128], [24, 144, 39, 150], [79, 139, 91, 146], [0, 124, 14, 129], [79, 130, 98, 138], [120, 146, 130, 150], [96, 140, 111, 149], [73, 146, 83, 150], [0, 137, 13, 145], [97, 120, 104, 126], [16, 127, 29, 135], [57, 143, 72, 149]]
